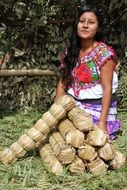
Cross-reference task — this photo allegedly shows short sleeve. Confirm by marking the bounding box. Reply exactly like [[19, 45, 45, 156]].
[[94, 43, 117, 68]]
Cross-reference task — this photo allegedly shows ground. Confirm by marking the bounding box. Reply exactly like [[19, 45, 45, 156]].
[[0, 109, 127, 190]]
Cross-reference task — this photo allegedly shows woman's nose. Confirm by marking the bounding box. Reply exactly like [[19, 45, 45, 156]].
[[83, 22, 88, 28]]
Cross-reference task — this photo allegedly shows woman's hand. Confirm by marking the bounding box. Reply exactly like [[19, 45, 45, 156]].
[[97, 121, 106, 132], [97, 121, 110, 141]]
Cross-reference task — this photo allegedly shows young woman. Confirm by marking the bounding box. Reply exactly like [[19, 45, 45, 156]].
[[55, 5, 121, 140]]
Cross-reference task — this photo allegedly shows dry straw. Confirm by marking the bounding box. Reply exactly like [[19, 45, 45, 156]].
[[68, 107, 93, 132], [49, 131, 76, 164], [39, 143, 63, 175], [68, 156, 86, 174]]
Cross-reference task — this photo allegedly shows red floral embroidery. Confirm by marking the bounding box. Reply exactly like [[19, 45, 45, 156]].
[[75, 64, 92, 84]]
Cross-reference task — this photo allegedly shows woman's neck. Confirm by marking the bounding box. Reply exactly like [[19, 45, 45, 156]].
[[80, 39, 96, 52]]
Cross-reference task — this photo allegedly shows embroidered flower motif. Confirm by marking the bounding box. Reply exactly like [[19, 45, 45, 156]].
[[75, 64, 93, 84]]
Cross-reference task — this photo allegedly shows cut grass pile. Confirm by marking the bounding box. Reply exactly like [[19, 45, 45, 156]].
[[0, 109, 127, 190]]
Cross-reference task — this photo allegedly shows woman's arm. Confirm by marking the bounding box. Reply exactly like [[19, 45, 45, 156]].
[[98, 59, 116, 132], [54, 78, 65, 102]]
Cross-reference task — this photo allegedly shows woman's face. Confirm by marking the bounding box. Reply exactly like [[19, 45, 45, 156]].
[[77, 12, 99, 40]]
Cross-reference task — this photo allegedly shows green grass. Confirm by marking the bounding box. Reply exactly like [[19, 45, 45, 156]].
[[0, 109, 127, 190]]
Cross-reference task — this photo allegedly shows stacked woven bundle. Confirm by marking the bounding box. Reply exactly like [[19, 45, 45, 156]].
[[0, 95, 75, 166], [0, 95, 126, 175]]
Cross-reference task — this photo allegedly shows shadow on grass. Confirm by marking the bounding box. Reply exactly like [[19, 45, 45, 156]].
[[0, 108, 16, 119]]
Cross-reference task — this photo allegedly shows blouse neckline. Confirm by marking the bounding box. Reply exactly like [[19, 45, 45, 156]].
[[79, 41, 100, 57]]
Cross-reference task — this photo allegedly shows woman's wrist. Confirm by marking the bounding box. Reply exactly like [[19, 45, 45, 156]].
[[97, 120, 107, 132]]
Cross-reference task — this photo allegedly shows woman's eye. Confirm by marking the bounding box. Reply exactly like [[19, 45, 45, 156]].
[[79, 20, 84, 23], [89, 21, 94, 24]]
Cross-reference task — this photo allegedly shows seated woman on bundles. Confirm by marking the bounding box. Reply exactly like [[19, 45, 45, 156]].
[[55, 4, 121, 140]]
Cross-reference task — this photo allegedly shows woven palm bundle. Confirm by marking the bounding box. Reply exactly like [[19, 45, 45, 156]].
[[0, 94, 76, 165], [39, 143, 63, 175], [18, 134, 37, 151], [58, 118, 85, 148], [10, 142, 27, 158], [109, 150, 126, 169], [0, 94, 126, 175], [42, 111, 58, 127], [87, 125, 107, 147], [27, 127, 45, 143], [34, 119, 50, 135], [98, 142, 116, 161], [58, 119, 75, 139], [78, 144, 97, 162], [49, 131, 76, 164], [66, 129, 85, 148], [68, 156, 86, 174], [87, 157, 109, 175], [68, 107, 93, 132], [50, 103, 66, 120], [0, 148, 17, 165], [56, 94, 76, 111]]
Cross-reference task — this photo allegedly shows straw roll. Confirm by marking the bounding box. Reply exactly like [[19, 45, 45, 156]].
[[50, 103, 66, 120], [98, 143, 116, 161], [27, 127, 44, 143], [66, 129, 85, 148], [68, 156, 86, 174], [78, 144, 97, 162], [39, 143, 63, 175], [49, 131, 76, 164], [18, 134, 36, 151], [56, 94, 76, 111], [58, 119, 76, 139], [42, 111, 58, 127], [68, 107, 93, 132], [34, 119, 50, 135], [0, 148, 17, 165], [87, 125, 107, 147], [88, 157, 109, 175], [10, 142, 27, 158]]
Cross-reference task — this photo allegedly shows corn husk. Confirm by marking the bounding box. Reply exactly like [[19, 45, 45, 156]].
[[34, 119, 50, 135], [68, 107, 93, 132], [0, 148, 17, 165], [18, 134, 36, 151], [110, 150, 126, 169], [10, 142, 27, 158], [49, 131, 76, 164], [88, 157, 109, 175], [56, 94, 76, 111], [39, 143, 63, 175], [50, 103, 66, 120], [58, 119, 76, 139], [87, 125, 106, 147], [98, 143, 116, 161], [66, 129, 85, 148], [27, 127, 44, 143], [78, 144, 97, 162], [68, 156, 86, 174], [42, 111, 58, 127]]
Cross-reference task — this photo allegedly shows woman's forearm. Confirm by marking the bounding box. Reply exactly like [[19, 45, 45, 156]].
[[55, 78, 65, 102], [98, 59, 115, 131], [100, 88, 112, 124]]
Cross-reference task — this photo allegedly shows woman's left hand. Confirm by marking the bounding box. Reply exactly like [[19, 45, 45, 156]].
[[97, 121, 110, 141]]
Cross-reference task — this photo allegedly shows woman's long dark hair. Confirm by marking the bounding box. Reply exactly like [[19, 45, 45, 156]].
[[61, 5, 104, 91]]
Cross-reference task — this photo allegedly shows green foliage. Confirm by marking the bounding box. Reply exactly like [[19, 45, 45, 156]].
[[0, 76, 58, 111], [0, 0, 127, 66], [0, 0, 127, 110]]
